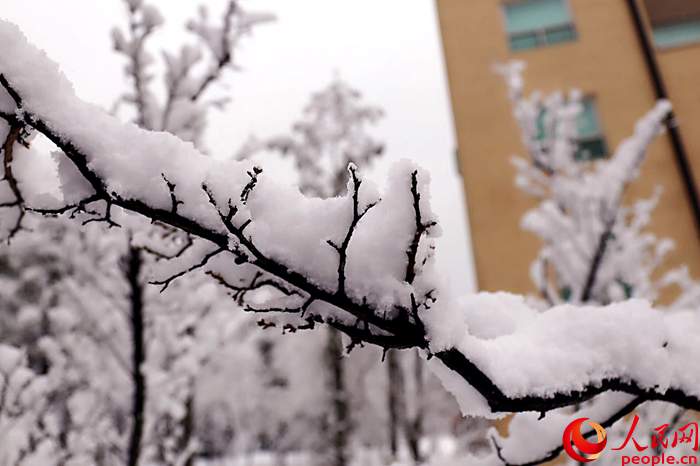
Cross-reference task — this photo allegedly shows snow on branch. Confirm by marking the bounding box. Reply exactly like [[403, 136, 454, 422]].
[[491, 393, 644, 465], [2, 20, 700, 423]]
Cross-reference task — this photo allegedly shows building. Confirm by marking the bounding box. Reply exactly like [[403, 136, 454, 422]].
[[436, 0, 700, 295]]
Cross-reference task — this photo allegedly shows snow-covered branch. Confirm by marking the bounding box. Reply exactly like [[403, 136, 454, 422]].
[[2, 21, 700, 424]]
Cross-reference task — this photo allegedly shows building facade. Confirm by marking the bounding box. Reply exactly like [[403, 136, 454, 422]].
[[436, 0, 700, 295]]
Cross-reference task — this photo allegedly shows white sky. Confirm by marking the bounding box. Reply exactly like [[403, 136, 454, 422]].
[[2, 0, 475, 291]]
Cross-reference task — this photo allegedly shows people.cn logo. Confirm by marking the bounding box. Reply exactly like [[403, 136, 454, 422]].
[[563, 417, 608, 462]]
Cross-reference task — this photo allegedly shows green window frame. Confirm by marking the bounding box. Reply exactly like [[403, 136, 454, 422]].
[[503, 0, 577, 51]]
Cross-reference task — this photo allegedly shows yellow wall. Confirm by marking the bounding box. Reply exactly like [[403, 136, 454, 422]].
[[436, 0, 700, 295], [657, 43, 700, 208]]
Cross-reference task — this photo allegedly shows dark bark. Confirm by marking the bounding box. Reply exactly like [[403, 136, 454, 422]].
[[57, 392, 72, 466], [406, 350, 424, 463], [179, 392, 195, 466], [580, 218, 614, 302], [386, 349, 405, 458], [1, 122, 26, 238], [125, 246, 146, 466], [319, 172, 365, 466], [326, 328, 349, 466], [391, 172, 433, 463]]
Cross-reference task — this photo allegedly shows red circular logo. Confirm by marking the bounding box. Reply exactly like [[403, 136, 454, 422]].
[[563, 418, 607, 462]]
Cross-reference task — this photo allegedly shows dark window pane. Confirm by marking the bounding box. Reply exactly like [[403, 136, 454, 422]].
[[576, 138, 607, 161], [536, 109, 547, 140], [510, 33, 540, 50], [577, 98, 601, 139], [545, 25, 576, 44]]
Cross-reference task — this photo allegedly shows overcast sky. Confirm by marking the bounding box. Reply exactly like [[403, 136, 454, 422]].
[[2, 0, 475, 291]]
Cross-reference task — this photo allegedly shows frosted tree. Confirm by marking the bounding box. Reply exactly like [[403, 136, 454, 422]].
[[0, 219, 74, 372], [241, 75, 451, 464], [111, 0, 274, 146], [0, 2, 273, 465], [4, 18, 700, 466], [0, 344, 53, 465], [0, 218, 132, 465], [141, 279, 237, 465], [11, 219, 248, 466], [240, 76, 385, 466], [109, 1, 273, 464], [496, 61, 673, 307], [38, 304, 128, 465], [0, 237, 127, 466], [238, 76, 385, 197], [490, 61, 700, 466]]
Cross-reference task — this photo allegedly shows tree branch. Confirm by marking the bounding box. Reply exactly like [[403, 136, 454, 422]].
[[190, 1, 237, 102], [405, 170, 436, 285], [2, 68, 700, 421], [329, 164, 378, 297], [0, 122, 27, 239], [492, 396, 645, 466]]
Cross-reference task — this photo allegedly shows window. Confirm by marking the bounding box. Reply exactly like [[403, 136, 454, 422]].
[[653, 20, 700, 48], [536, 97, 607, 161], [643, 0, 700, 49], [503, 0, 577, 51], [575, 99, 607, 161]]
